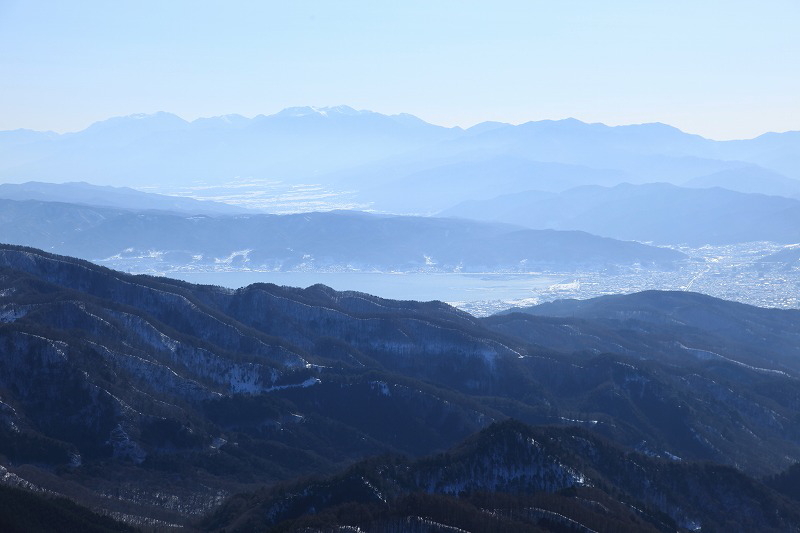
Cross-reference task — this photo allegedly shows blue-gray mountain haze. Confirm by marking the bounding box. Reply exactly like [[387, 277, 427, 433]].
[[2, 107, 799, 214]]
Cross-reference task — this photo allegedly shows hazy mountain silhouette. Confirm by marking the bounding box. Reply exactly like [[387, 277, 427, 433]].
[[441, 182, 800, 245], [0, 181, 249, 214], [684, 165, 800, 197], [0, 107, 460, 186], [759, 245, 800, 268], [1, 109, 798, 209], [340, 155, 629, 214], [0, 198, 685, 270]]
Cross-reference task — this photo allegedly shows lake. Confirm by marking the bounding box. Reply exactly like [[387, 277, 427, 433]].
[[167, 271, 564, 312]]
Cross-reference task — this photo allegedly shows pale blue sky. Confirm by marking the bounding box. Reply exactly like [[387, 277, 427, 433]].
[[1, 0, 798, 139]]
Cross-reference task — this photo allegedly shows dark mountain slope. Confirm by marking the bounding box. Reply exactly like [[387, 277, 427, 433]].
[[1, 245, 799, 525], [0, 484, 136, 533], [483, 291, 800, 474], [204, 420, 800, 533], [492, 290, 800, 374], [0, 245, 514, 522], [765, 462, 800, 502]]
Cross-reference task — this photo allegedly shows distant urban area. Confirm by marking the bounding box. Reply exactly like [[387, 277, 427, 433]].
[[459, 241, 800, 316]]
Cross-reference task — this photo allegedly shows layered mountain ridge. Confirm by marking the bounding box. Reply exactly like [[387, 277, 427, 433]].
[[2, 108, 799, 213], [441, 182, 800, 245], [0, 244, 799, 529], [0, 198, 684, 272]]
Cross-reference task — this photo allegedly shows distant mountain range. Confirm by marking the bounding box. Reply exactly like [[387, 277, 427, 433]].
[[441, 182, 800, 245], [0, 107, 460, 188], [5, 181, 794, 250], [1, 107, 799, 214], [1, 245, 799, 529], [0, 197, 684, 271], [684, 164, 800, 197]]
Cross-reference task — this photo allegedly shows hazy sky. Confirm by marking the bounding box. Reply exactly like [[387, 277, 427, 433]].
[[1, 0, 798, 139]]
